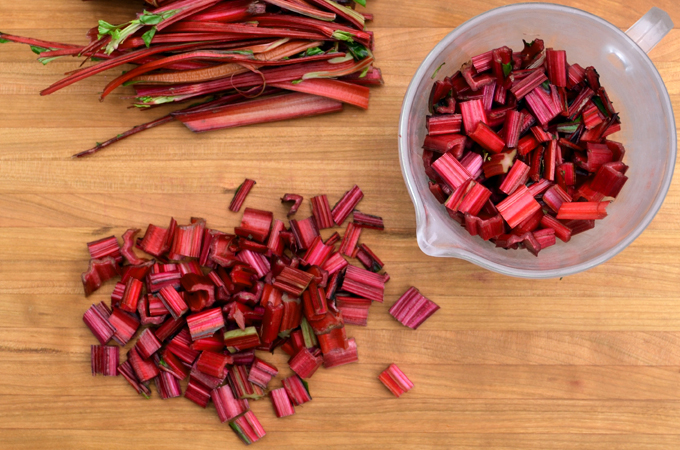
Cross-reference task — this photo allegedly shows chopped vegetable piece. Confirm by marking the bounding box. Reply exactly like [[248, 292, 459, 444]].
[[87, 235, 122, 264], [496, 185, 541, 228], [83, 302, 116, 345], [155, 371, 182, 399], [533, 228, 557, 249], [499, 160, 530, 195], [311, 195, 334, 229], [120, 277, 143, 313], [236, 208, 274, 243], [510, 68, 547, 100], [135, 328, 162, 360], [342, 265, 385, 303], [379, 364, 414, 398], [224, 327, 261, 352], [81, 257, 119, 296], [154, 316, 186, 342], [289, 347, 323, 379], [159, 286, 189, 320], [171, 219, 205, 259], [323, 337, 358, 368], [128, 346, 160, 383], [248, 358, 279, 389], [230, 411, 266, 445], [389, 286, 439, 330], [332, 185, 364, 226], [339, 222, 362, 257], [196, 350, 230, 378], [282, 374, 312, 406], [546, 49, 567, 87], [469, 122, 506, 154], [109, 307, 140, 346], [229, 364, 265, 399], [303, 236, 333, 267], [166, 328, 199, 364], [281, 194, 303, 218], [230, 179, 256, 212], [543, 185, 571, 213], [432, 152, 472, 190], [273, 266, 314, 297], [158, 350, 190, 381], [91, 345, 119, 376], [352, 211, 384, 230], [557, 201, 609, 220], [121, 228, 147, 265], [335, 296, 371, 326], [355, 243, 384, 273], [270, 387, 295, 418], [185, 377, 211, 408], [423, 133, 466, 156], [503, 110, 523, 149], [290, 217, 320, 250], [213, 385, 249, 422], [427, 114, 463, 136], [460, 99, 488, 135], [321, 252, 349, 275]]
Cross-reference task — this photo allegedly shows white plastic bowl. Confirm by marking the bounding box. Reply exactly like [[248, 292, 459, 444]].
[[398, 4, 676, 278]]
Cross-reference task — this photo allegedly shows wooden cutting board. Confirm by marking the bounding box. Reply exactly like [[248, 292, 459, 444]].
[[1, 0, 680, 448]]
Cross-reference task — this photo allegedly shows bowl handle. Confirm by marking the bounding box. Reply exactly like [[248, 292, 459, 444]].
[[626, 7, 674, 54]]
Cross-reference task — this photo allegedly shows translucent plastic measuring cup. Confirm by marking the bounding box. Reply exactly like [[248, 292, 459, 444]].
[[398, 4, 676, 279]]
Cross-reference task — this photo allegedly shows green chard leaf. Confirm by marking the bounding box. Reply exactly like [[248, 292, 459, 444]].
[[502, 62, 512, 77], [301, 378, 311, 395], [431, 62, 445, 79], [136, 9, 179, 26], [142, 27, 157, 48], [98, 20, 119, 36], [345, 40, 371, 61], [354, 0, 366, 6], [331, 30, 354, 43], [359, 66, 370, 78], [291, 79, 304, 85], [541, 80, 550, 90], [304, 47, 324, 57], [0, 37, 9, 44], [30, 45, 51, 55]]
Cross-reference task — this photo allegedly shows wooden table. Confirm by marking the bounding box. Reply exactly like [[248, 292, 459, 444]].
[[1, 0, 680, 448]]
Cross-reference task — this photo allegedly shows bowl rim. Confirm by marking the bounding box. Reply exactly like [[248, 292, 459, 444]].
[[398, 2, 677, 279]]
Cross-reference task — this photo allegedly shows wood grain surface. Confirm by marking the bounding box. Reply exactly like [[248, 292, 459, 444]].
[[1, 0, 680, 449]]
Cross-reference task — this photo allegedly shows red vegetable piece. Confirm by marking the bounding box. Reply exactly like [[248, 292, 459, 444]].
[[331, 185, 364, 226], [270, 388, 295, 418], [81, 257, 119, 296], [379, 364, 414, 398], [389, 286, 440, 329], [497, 185, 541, 228], [557, 202, 609, 220], [281, 193, 303, 218], [311, 195, 334, 229]]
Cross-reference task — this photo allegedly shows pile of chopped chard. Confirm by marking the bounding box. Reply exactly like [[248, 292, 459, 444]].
[[424, 39, 627, 256], [82, 181, 435, 445], [0, 0, 382, 157]]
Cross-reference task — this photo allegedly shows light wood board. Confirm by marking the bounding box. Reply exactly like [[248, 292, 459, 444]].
[[1, 0, 680, 448]]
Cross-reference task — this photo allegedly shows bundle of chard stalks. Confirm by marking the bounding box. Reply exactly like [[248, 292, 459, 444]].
[[424, 39, 628, 256], [0, 0, 381, 157], [83, 181, 435, 445]]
